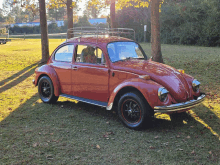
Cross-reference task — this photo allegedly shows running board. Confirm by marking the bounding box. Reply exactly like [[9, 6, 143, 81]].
[[60, 94, 108, 108]]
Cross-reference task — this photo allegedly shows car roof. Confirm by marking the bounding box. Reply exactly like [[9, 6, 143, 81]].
[[65, 35, 133, 45]]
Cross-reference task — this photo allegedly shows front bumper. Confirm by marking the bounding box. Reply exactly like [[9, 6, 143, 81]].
[[154, 93, 206, 113]]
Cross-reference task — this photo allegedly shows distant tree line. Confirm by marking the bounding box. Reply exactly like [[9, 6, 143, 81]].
[[115, 0, 220, 47]]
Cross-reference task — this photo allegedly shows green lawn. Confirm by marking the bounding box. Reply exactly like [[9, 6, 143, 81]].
[[0, 39, 220, 164]]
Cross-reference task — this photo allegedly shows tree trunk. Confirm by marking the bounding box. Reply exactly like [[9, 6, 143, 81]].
[[110, 0, 115, 28], [67, 0, 74, 39], [39, 0, 49, 64], [151, 0, 163, 63]]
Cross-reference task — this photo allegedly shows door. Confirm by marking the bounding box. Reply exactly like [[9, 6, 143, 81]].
[[51, 44, 74, 95], [71, 45, 109, 102]]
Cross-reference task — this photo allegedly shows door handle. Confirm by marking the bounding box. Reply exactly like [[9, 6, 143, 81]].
[[72, 66, 78, 70]]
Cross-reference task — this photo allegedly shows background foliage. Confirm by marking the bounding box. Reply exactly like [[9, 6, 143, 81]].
[[160, 0, 220, 46]]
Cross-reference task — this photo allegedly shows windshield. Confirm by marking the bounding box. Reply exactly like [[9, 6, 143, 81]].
[[107, 42, 147, 63]]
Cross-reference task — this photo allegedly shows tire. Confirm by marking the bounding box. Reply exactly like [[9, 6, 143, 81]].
[[118, 92, 152, 129], [38, 76, 58, 103]]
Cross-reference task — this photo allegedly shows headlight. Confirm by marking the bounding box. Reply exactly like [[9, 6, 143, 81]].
[[158, 87, 169, 102], [192, 79, 200, 92]]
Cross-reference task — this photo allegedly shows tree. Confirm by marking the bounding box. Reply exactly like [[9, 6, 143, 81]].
[[47, 0, 77, 38], [3, 0, 39, 22], [39, 0, 49, 63], [116, 0, 163, 63], [110, 0, 116, 28], [48, 6, 66, 21], [0, 9, 5, 22], [151, 0, 163, 63], [77, 15, 91, 26], [86, 0, 104, 18]]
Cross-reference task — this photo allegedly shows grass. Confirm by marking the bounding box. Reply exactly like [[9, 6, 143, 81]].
[[0, 39, 220, 164]]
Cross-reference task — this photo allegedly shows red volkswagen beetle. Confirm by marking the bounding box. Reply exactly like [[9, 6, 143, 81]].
[[33, 28, 205, 129]]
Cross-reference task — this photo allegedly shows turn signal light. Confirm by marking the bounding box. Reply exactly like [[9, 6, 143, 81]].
[[178, 69, 185, 74], [139, 75, 150, 80]]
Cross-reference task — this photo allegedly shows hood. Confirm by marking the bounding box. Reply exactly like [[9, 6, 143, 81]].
[[112, 60, 192, 102]]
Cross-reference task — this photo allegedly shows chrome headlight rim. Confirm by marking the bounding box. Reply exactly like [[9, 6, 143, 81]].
[[158, 87, 169, 102], [192, 79, 200, 92]]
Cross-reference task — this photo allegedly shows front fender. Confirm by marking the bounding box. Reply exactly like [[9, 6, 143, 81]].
[[35, 65, 60, 96], [107, 78, 171, 110]]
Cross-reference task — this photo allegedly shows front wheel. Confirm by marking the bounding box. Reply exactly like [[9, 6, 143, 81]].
[[118, 92, 152, 129], [38, 76, 58, 103]]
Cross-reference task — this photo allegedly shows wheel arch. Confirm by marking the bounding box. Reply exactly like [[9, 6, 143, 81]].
[[35, 65, 61, 96], [113, 86, 146, 107], [107, 79, 161, 111]]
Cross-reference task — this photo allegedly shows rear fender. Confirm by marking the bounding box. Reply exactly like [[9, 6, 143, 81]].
[[107, 78, 165, 110], [35, 65, 60, 96]]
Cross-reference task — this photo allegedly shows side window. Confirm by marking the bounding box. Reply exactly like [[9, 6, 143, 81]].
[[55, 45, 74, 62], [76, 45, 106, 64]]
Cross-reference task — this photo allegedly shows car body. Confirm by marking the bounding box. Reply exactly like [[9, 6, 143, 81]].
[[33, 34, 205, 129]]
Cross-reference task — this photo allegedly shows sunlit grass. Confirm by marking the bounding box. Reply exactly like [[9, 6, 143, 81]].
[[0, 40, 220, 164]]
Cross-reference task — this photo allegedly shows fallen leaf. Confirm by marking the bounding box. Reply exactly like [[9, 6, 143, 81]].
[[186, 136, 190, 139], [209, 151, 212, 154], [33, 143, 38, 147], [46, 155, 53, 160], [74, 156, 80, 160], [191, 150, 195, 154], [176, 135, 180, 138], [155, 136, 159, 139], [177, 148, 183, 151], [103, 134, 108, 138], [96, 145, 100, 149], [149, 146, 155, 149]]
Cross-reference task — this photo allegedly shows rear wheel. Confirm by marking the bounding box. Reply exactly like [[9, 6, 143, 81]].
[[118, 92, 152, 129], [38, 76, 58, 103]]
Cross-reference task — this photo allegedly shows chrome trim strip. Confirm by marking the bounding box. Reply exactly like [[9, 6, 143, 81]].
[[60, 94, 108, 108], [154, 94, 206, 113], [72, 65, 108, 70], [111, 69, 140, 77]]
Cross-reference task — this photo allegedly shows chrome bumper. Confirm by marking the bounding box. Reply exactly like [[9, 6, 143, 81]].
[[154, 94, 206, 113]]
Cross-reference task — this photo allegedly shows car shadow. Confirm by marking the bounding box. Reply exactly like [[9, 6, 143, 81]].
[[0, 63, 39, 94], [0, 62, 39, 87], [148, 104, 220, 138]]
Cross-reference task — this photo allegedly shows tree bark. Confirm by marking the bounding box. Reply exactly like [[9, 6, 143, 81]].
[[67, 0, 74, 39], [110, 0, 116, 28], [151, 0, 163, 63], [39, 0, 49, 64]]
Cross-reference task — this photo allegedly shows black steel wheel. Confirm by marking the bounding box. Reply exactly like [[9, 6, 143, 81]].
[[38, 76, 58, 103], [118, 92, 152, 129]]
